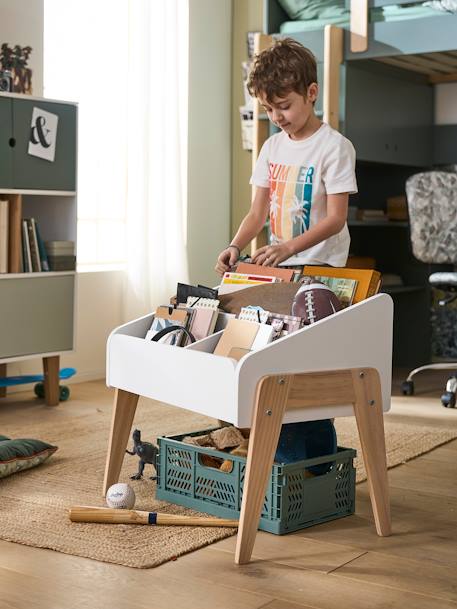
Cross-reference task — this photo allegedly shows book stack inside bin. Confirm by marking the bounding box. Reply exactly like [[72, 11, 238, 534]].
[[45, 240, 76, 271]]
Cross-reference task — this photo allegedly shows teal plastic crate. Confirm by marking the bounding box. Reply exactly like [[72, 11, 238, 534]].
[[156, 429, 356, 535]]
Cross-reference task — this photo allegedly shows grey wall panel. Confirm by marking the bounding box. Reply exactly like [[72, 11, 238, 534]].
[[0, 275, 74, 358], [434, 125, 457, 166], [345, 63, 433, 166]]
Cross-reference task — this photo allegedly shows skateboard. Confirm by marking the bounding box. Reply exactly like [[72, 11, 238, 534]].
[[0, 367, 76, 401]]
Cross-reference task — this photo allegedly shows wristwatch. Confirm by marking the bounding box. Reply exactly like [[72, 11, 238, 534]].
[[228, 244, 241, 256]]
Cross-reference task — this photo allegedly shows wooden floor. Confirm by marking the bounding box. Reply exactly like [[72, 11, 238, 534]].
[[1, 369, 457, 609]]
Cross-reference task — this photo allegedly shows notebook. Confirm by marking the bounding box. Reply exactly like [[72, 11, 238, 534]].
[[213, 318, 274, 358], [189, 307, 218, 341], [213, 319, 260, 358], [236, 262, 295, 282]]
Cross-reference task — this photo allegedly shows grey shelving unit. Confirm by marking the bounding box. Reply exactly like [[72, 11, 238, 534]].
[[0, 93, 77, 405]]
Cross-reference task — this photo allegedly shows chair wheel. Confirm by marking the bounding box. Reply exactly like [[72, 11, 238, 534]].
[[59, 385, 70, 401], [34, 382, 45, 399], [401, 380, 414, 396], [441, 391, 456, 408]]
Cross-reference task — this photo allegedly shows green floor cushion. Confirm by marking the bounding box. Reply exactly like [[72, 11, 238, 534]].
[[0, 436, 58, 478]]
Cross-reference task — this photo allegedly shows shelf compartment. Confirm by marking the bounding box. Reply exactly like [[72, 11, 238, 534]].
[[0, 274, 75, 359]]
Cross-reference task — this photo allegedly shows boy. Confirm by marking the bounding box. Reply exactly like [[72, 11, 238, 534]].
[[215, 38, 357, 275]]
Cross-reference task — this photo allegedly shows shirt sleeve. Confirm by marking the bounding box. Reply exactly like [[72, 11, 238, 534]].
[[323, 136, 358, 195], [250, 138, 270, 188]]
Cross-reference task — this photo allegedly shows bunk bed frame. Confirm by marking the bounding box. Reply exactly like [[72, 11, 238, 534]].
[[257, 0, 457, 168], [349, 0, 457, 81]]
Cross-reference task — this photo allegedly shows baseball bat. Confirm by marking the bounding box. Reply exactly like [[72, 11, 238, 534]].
[[69, 506, 239, 527]]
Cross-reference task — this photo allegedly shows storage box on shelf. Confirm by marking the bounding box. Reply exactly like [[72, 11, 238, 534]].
[[0, 93, 77, 405]]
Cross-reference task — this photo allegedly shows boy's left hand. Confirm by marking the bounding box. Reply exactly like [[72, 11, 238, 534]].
[[251, 243, 293, 267]]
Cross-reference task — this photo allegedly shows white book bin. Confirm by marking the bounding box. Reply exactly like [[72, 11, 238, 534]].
[[104, 293, 393, 564]]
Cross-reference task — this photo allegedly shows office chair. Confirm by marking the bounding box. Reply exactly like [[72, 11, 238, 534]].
[[401, 170, 457, 407]]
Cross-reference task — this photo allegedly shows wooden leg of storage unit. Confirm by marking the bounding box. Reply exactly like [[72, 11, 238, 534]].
[[0, 364, 6, 398], [235, 375, 292, 565], [352, 368, 391, 536], [103, 388, 139, 495], [43, 356, 60, 406]]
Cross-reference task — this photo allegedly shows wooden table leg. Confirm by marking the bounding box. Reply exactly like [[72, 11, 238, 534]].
[[235, 375, 292, 565], [352, 368, 391, 536], [43, 356, 60, 406], [0, 363, 6, 398], [103, 388, 139, 495]]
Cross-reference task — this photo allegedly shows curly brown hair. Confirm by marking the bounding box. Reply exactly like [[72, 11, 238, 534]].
[[247, 38, 317, 103]]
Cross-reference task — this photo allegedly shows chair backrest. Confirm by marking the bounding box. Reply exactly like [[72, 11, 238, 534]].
[[406, 171, 457, 264]]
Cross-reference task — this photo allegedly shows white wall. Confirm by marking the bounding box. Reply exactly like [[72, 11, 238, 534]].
[[1, 0, 233, 386], [0, 0, 43, 96], [187, 0, 232, 287]]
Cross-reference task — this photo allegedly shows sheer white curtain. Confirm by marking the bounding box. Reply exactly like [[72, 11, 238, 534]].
[[44, 0, 189, 318], [124, 0, 189, 321]]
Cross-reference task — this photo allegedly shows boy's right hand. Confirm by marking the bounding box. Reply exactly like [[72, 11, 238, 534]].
[[215, 247, 239, 276]]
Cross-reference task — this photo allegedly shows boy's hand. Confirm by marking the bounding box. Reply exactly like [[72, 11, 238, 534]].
[[215, 247, 239, 276], [251, 243, 293, 267]]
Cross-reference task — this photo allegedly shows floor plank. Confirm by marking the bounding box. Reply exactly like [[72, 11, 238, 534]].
[[157, 546, 457, 609], [211, 530, 366, 573], [332, 550, 457, 602], [0, 541, 272, 609]]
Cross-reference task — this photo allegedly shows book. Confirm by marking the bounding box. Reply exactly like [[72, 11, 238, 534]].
[[267, 313, 303, 339], [47, 255, 76, 271], [34, 220, 50, 271], [45, 240, 75, 254], [313, 276, 358, 308], [185, 296, 220, 310], [235, 262, 295, 282], [356, 209, 388, 222], [238, 306, 270, 324], [302, 266, 381, 303], [22, 219, 32, 273], [7, 195, 22, 273], [0, 199, 9, 273], [145, 306, 189, 345], [219, 272, 282, 295], [26, 218, 41, 272]]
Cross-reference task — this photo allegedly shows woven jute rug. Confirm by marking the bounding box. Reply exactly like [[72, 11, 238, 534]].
[[0, 380, 456, 568]]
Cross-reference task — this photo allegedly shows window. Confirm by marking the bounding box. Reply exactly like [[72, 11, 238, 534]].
[[44, 1, 129, 270]]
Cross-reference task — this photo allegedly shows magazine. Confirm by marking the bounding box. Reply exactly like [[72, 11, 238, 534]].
[[313, 276, 358, 308]]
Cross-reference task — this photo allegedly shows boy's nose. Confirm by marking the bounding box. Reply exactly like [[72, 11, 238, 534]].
[[272, 110, 283, 123]]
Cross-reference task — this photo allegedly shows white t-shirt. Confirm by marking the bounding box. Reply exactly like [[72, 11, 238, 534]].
[[250, 123, 357, 266]]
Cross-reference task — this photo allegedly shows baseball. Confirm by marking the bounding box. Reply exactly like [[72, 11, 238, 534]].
[[106, 483, 136, 510]]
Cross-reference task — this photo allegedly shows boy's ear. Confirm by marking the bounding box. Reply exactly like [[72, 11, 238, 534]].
[[307, 82, 318, 103]]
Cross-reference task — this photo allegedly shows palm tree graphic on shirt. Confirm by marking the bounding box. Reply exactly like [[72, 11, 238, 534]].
[[290, 195, 307, 232], [270, 190, 280, 221]]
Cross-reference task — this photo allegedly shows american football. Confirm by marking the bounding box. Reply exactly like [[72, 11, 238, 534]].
[[291, 277, 342, 324]]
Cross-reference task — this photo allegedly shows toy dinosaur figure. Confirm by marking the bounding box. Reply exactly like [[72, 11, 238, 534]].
[[126, 429, 158, 480]]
